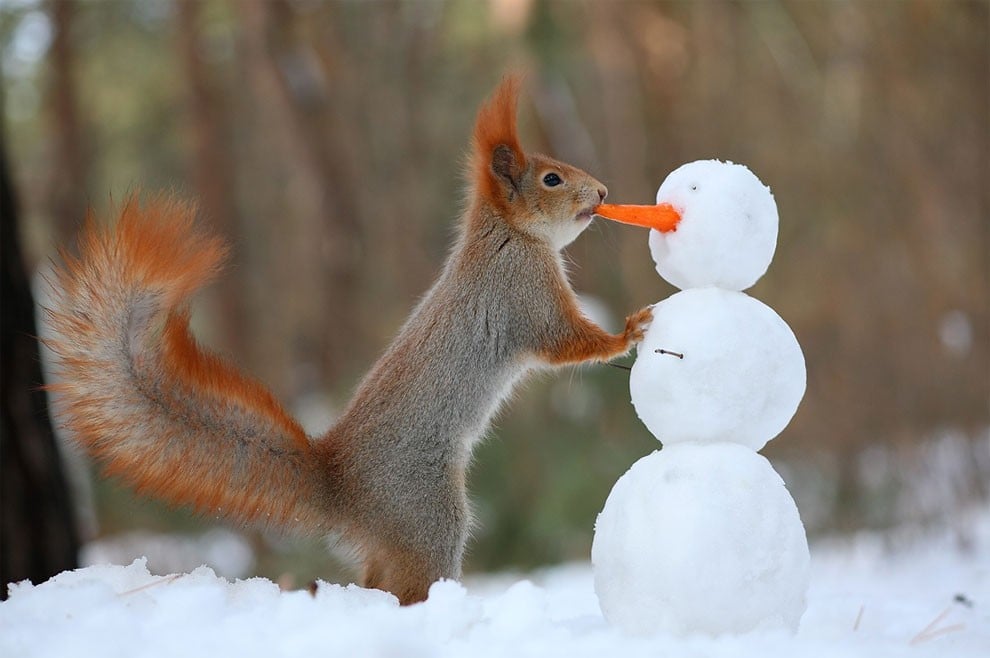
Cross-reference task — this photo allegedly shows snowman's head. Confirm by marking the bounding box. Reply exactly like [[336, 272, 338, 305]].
[[650, 160, 778, 291]]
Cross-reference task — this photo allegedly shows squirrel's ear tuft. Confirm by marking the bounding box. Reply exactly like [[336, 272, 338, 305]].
[[471, 75, 526, 206]]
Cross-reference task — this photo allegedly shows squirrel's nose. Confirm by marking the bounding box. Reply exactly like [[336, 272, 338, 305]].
[[597, 186, 608, 202]]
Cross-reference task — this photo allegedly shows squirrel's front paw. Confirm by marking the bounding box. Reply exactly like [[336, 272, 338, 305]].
[[623, 306, 654, 344]]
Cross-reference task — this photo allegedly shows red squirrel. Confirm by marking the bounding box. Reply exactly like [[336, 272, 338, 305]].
[[46, 76, 653, 604]]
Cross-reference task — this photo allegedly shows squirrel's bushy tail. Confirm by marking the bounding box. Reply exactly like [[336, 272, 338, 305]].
[[46, 196, 329, 532]]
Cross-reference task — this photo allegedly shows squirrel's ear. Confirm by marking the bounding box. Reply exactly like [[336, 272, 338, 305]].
[[491, 144, 523, 193], [471, 75, 527, 204]]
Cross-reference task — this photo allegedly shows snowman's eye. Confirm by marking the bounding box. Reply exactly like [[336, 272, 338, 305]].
[[690, 184, 699, 192]]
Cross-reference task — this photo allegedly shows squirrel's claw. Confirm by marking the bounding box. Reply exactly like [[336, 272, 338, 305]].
[[624, 306, 654, 345]]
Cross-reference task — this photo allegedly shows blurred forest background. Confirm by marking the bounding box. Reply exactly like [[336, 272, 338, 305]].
[[1, 0, 987, 585]]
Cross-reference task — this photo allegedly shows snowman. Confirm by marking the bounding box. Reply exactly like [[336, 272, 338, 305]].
[[590, 160, 810, 636]]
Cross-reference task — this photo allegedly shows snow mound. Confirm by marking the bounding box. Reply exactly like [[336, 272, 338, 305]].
[[2, 508, 989, 658]]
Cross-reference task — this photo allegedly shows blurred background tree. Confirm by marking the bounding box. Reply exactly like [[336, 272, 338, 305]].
[[1, 0, 987, 583]]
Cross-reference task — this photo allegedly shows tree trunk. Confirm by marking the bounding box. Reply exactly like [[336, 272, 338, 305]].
[[174, 0, 248, 359], [48, 0, 87, 244], [0, 138, 80, 599], [237, 0, 362, 396]]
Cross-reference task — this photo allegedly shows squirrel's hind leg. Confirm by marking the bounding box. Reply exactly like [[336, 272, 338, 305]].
[[361, 544, 458, 605]]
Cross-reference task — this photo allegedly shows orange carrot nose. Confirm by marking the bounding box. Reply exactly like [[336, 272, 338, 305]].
[[594, 203, 682, 233]]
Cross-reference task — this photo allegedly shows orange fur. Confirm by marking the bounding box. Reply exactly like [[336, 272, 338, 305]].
[[540, 296, 652, 366], [46, 195, 329, 532], [471, 75, 527, 211]]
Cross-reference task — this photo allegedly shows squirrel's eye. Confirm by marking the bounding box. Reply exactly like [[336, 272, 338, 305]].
[[542, 173, 562, 187]]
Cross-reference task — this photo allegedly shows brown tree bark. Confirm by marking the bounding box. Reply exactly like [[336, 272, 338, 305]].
[[48, 0, 87, 244], [174, 0, 248, 358], [0, 138, 80, 599], [237, 0, 363, 394]]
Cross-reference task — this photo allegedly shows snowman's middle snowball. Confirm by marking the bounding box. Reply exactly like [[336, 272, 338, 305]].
[[630, 287, 806, 450]]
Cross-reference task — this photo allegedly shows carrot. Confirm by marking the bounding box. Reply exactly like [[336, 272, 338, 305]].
[[594, 202, 681, 233]]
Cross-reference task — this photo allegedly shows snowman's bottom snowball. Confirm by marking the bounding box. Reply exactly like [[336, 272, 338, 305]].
[[591, 443, 809, 636]]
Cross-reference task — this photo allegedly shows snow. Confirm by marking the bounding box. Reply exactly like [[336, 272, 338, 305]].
[[648, 160, 778, 291], [2, 509, 988, 658], [629, 288, 806, 450], [592, 445, 810, 636]]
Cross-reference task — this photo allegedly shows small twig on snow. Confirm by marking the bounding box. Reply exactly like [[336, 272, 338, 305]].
[[119, 573, 183, 597], [909, 605, 966, 645]]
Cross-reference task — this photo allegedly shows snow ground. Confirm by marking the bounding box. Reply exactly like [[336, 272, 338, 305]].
[[2, 508, 987, 658]]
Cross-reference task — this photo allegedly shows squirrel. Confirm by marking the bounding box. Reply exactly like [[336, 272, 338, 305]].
[[46, 76, 653, 605]]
